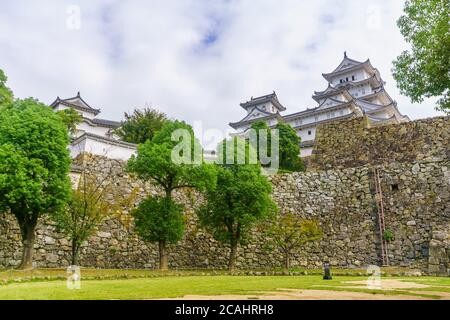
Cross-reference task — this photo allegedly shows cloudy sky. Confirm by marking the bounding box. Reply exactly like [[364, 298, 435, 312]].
[[0, 0, 444, 142]]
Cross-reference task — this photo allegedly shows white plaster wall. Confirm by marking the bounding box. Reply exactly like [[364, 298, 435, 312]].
[[300, 147, 313, 157], [75, 121, 110, 138], [70, 137, 136, 161], [330, 69, 368, 86]]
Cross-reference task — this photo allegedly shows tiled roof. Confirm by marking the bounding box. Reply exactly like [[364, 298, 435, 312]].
[[239, 91, 286, 111], [91, 118, 122, 128], [50, 92, 101, 115]]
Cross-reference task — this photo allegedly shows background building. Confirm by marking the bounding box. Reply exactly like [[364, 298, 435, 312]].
[[51, 92, 137, 160], [230, 53, 410, 157]]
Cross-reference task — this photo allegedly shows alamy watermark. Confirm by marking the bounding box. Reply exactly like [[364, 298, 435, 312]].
[[366, 265, 382, 289], [171, 127, 280, 174], [66, 265, 81, 289], [66, 5, 81, 30]]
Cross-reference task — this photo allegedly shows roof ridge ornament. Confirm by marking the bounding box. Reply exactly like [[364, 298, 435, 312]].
[[344, 51, 347, 58]]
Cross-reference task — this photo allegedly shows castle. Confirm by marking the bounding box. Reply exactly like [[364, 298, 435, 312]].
[[50, 92, 137, 161], [229, 52, 409, 157], [53, 53, 410, 160]]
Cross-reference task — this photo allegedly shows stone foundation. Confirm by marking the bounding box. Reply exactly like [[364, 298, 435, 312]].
[[0, 116, 449, 273]]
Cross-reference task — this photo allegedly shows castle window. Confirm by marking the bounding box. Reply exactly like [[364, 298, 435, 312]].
[[340, 79, 343, 83], [352, 75, 355, 81], [346, 77, 349, 81], [391, 184, 399, 192], [308, 130, 312, 135]]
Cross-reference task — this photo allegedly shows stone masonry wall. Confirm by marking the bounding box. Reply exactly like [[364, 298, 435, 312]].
[[310, 116, 450, 170], [0, 117, 449, 274], [0, 156, 448, 273]]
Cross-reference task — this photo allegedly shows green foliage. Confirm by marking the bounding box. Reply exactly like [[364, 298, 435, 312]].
[[0, 98, 71, 268], [53, 168, 118, 265], [56, 108, 82, 135], [275, 122, 305, 172], [197, 164, 277, 266], [383, 229, 395, 242], [115, 107, 168, 144], [0, 69, 13, 107], [127, 120, 217, 197], [0, 98, 71, 214], [127, 120, 217, 270], [392, 0, 450, 112], [132, 196, 184, 244], [265, 214, 322, 249], [216, 136, 257, 166], [264, 213, 322, 270], [249, 121, 272, 163], [248, 121, 305, 172]]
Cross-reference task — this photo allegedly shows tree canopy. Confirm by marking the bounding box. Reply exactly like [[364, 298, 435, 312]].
[[276, 122, 304, 172], [56, 108, 82, 135], [392, 0, 450, 112], [127, 120, 216, 197], [115, 107, 168, 144], [127, 120, 216, 270], [0, 98, 71, 269], [249, 121, 304, 172], [0, 69, 13, 107], [264, 213, 322, 271], [132, 196, 184, 244], [197, 163, 277, 271]]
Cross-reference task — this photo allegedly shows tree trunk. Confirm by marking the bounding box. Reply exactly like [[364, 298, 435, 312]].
[[159, 240, 168, 271], [18, 218, 38, 270], [71, 238, 80, 266], [228, 241, 238, 272], [283, 251, 290, 272]]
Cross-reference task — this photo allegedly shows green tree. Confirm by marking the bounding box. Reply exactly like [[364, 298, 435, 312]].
[[127, 120, 216, 270], [115, 107, 168, 144], [276, 122, 304, 172], [264, 214, 322, 271], [132, 196, 184, 270], [56, 108, 82, 136], [0, 99, 71, 269], [0, 69, 13, 107], [198, 140, 277, 271], [392, 0, 450, 112], [53, 162, 120, 266], [250, 121, 272, 163]]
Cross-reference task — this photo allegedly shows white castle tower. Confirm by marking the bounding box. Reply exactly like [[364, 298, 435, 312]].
[[50, 92, 137, 160], [229, 52, 410, 157]]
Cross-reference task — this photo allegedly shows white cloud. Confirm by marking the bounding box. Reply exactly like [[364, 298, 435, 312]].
[[0, 0, 444, 145]]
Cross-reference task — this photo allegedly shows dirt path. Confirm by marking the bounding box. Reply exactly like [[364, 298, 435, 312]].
[[162, 280, 449, 300], [342, 279, 430, 289], [163, 289, 430, 300]]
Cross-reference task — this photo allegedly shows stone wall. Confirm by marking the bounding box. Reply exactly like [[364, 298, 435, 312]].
[[310, 116, 450, 170], [0, 117, 449, 274], [1, 155, 448, 273]]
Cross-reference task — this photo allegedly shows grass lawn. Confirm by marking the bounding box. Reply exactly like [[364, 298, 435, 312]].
[[0, 269, 448, 300]]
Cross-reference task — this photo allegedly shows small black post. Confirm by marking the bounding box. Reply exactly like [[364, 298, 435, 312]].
[[323, 262, 332, 280]]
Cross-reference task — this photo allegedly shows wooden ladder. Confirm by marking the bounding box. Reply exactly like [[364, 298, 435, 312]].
[[373, 167, 389, 266]]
